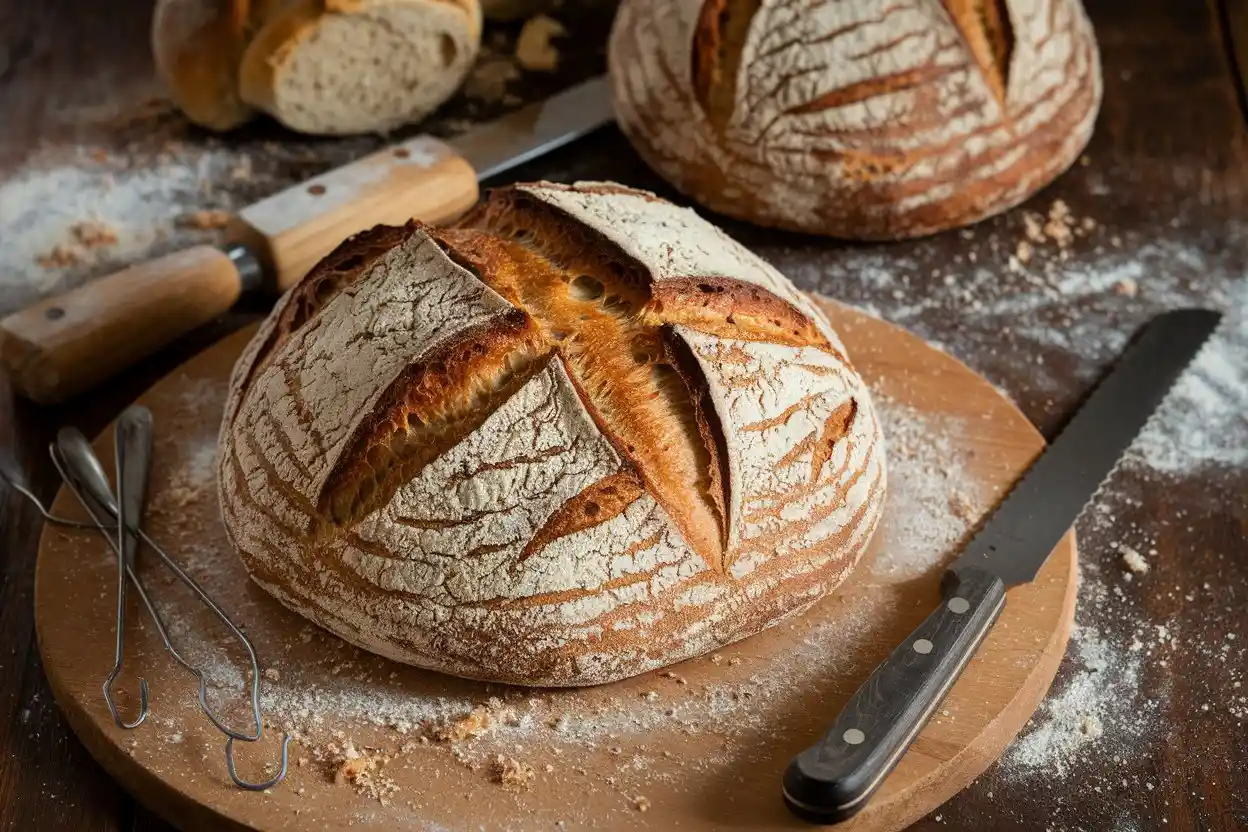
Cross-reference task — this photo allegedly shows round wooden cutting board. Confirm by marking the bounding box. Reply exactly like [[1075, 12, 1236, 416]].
[[34, 298, 1076, 832]]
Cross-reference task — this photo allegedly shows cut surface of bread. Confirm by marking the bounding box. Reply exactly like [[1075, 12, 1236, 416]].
[[219, 181, 886, 686], [240, 0, 482, 135]]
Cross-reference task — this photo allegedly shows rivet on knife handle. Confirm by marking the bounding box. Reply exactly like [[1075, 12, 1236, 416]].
[[783, 566, 1006, 824], [0, 138, 478, 405], [0, 245, 246, 404]]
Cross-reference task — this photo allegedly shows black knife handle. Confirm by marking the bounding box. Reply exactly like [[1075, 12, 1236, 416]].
[[783, 566, 1007, 824]]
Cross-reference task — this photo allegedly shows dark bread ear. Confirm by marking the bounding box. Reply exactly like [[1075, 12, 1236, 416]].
[[690, 0, 764, 130], [942, 0, 1015, 102]]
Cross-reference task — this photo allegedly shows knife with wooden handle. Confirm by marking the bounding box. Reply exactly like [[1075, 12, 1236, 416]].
[[783, 308, 1222, 824], [0, 76, 613, 404]]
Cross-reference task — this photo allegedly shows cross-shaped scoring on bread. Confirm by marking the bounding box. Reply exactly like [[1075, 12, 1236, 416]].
[[219, 182, 886, 686]]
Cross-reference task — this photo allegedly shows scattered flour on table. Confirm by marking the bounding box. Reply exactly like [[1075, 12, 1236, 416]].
[[1127, 290, 1248, 474], [772, 216, 1248, 481], [1003, 626, 1150, 777], [0, 146, 253, 314]]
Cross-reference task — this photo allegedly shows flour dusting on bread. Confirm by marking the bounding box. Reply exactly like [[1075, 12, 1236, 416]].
[[219, 182, 886, 686]]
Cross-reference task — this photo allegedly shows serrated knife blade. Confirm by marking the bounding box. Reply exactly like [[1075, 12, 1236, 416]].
[[951, 307, 1223, 585], [783, 308, 1222, 825]]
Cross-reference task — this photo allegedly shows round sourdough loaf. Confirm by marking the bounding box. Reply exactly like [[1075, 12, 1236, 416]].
[[218, 182, 887, 686], [608, 0, 1102, 239]]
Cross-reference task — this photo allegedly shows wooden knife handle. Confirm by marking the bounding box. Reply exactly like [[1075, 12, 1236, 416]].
[[0, 136, 479, 404], [234, 136, 479, 290], [0, 246, 243, 404]]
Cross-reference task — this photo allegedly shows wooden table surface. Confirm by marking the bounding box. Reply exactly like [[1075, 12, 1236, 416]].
[[1, 1, 1245, 831]]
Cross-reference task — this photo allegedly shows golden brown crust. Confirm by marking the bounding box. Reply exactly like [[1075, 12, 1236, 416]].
[[439, 211, 727, 570], [521, 470, 646, 561], [610, 0, 1102, 239], [690, 0, 763, 130], [237, 0, 322, 117], [220, 181, 887, 687], [151, 0, 256, 130], [942, 0, 1014, 103], [323, 312, 542, 524]]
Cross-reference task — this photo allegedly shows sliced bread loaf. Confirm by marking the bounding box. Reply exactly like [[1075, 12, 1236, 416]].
[[239, 0, 482, 135], [151, 0, 265, 130]]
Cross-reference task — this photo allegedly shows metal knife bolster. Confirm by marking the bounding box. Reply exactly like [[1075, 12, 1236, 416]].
[[223, 244, 265, 294]]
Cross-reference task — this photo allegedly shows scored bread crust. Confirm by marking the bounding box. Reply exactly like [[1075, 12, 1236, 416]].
[[608, 0, 1103, 240], [238, 0, 482, 135], [219, 181, 886, 686]]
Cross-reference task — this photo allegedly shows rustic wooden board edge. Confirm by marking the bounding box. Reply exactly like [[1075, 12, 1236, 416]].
[[33, 298, 1079, 832]]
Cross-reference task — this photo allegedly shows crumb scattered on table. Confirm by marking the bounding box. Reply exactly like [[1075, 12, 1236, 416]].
[[70, 220, 118, 247], [515, 15, 566, 72], [490, 754, 535, 790], [177, 209, 233, 230], [1119, 545, 1149, 575]]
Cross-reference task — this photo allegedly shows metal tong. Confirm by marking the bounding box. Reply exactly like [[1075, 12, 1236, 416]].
[[1, 406, 290, 790]]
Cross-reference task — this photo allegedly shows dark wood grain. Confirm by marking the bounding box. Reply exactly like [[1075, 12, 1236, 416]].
[[1, 0, 1246, 830]]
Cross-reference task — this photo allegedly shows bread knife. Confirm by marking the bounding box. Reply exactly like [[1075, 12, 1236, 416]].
[[782, 308, 1222, 824], [0, 76, 613, 404]]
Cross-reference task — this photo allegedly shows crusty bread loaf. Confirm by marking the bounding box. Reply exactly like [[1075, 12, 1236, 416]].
[[151, 0, 271, 130], [608, 0, 1102, 239], [238, 0, 482, 135], [218, 181, 886, 686]]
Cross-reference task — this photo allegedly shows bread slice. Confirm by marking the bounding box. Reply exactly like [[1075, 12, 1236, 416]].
[[239, 0, 482, 135]]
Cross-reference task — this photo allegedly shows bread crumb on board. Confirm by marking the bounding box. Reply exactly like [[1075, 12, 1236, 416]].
[[515, 15, 566, 72], [1119, 545, 1149, 575], [177, 209, 233, 230], [332, 740, 400, 804], [70, 219, 119, 247], [490, 755, 535, 790], [631, 795, 651, 812], [334, 742, 376, 786]]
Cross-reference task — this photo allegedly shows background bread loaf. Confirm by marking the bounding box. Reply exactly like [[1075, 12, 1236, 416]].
[[218, 181, 886, 686], [153, 0, 481, 135], [151, 0, 276, 130], [608, 0, 1103, 239], [239, 0, 482, 135]]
